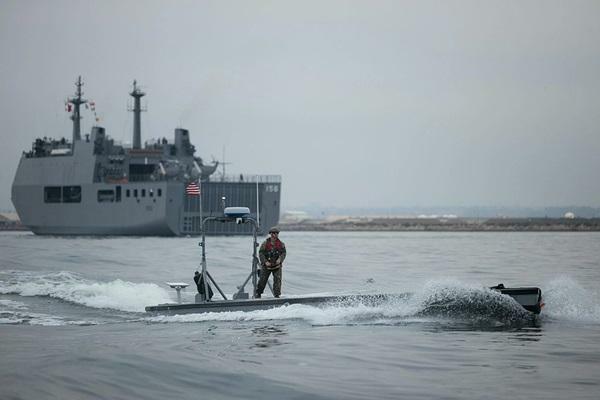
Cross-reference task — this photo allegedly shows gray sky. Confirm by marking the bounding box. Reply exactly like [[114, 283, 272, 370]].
[[1, 0, 599, 211]]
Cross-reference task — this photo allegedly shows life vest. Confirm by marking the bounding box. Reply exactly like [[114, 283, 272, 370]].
[[265, 238, 284, 252], [264, 238, 284, 262]]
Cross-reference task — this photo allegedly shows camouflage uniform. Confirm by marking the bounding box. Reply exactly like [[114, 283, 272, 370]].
[[256, 232, 286, 298]]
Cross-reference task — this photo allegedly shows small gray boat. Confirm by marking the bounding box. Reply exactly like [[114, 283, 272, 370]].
[[145, 208, 544, 315]]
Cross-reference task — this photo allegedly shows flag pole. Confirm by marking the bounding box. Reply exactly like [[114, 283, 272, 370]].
[[256, 175, 260, 229]]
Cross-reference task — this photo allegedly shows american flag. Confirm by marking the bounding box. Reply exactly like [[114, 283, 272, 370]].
[[186, 182, 200, 196]]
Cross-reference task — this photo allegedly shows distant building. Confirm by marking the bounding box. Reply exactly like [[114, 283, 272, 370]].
[[280, 210, 311, 223], [0, 212, 19, 222], [0, 212, 25, 230], [564, 212, 576, 219]]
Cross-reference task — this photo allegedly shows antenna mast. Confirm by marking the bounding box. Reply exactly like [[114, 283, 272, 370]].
[[219, 145, 233, 181], [68, 76, 87, 143]]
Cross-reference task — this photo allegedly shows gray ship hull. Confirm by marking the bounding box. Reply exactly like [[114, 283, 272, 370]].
[[13, 182, 185, 236], [12, 138, 281, 236]]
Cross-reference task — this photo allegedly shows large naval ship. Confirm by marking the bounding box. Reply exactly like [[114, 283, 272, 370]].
[[11, 77, 281, 235]]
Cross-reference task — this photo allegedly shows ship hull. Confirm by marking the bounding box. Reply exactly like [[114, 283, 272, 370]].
[[12, 181, 182, 236], [12, 153, 281, 236]]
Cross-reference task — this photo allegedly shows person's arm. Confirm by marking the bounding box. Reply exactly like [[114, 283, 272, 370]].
[[258, 242, 267, 266], [276, 242, 286, 265]]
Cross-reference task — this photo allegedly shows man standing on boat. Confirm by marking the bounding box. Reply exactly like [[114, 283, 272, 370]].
[[255, 227, 286, 298]]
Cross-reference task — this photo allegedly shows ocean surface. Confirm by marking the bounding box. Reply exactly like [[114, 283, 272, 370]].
[[1, 231, 599, 400]]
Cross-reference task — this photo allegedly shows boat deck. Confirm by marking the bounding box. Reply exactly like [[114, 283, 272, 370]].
[[145, 294, 393, 314]]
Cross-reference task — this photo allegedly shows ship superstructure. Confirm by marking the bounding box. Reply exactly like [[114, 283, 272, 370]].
[[11, 77, 281, 235]]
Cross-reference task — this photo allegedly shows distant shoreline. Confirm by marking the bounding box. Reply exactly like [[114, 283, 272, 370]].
[[279, 217, 600, 232], [3, 217, 600, 233]]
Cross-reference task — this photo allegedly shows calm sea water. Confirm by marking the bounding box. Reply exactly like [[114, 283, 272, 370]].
[[1, 231, 599, 399]]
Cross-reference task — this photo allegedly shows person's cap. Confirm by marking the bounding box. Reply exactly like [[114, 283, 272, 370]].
[[194, 271, 200, 275], [269, 227, 280, 234]]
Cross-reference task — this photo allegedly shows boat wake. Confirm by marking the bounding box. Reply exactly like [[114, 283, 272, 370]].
[[542, 276, 600, 323], [2, 272, 599, 327], [415, 280, 534, 321], [0, 270, 171, 313], [0, 299, 96, 326], [146, 278, 600, 327]]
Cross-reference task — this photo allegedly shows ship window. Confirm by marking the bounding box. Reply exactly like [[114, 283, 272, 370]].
[[97, 189, 115, 202], [158, 189, 162, 197], [134, 189, 138, 197], [149, 189, 154, 197], [126, 189, 130, 198], [116, 186, 122, 202], [44, 186, 62, 203], [62, 186, 81, 203], [142, 189, 146, 197]]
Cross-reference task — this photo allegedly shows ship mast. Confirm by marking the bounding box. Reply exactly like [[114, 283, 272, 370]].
[[129, 80, 146, 149], [69, 76, 87, 142]]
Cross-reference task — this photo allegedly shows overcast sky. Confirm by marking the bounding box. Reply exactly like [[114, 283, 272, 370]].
[[1, 0, 599, 211]]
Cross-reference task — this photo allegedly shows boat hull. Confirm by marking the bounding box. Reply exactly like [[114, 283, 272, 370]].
[[145, 288, 543, 315], [496, 287, 543, 314], [145, 294, 394, 314]]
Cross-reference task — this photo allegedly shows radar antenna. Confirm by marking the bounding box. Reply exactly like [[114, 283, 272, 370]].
[[68, 76, 87, 143], [217, 146, 233, 182]]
